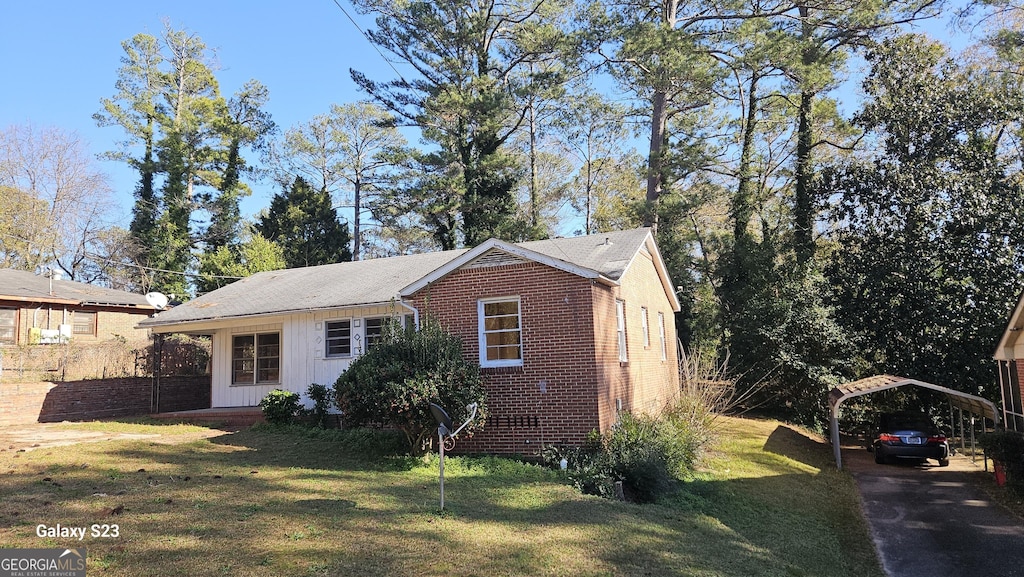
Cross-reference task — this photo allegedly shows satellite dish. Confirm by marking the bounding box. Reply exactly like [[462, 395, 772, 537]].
[[429, 401, 479, 511], [145, 292, 169, 310], [429, 403, 454, 436]]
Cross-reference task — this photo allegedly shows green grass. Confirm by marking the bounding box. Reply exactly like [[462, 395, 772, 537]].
[[0, 416, 883, 577]]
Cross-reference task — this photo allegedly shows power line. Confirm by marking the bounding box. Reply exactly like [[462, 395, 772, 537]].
[[329, 0, 410, 84], [0, 231, 245, 281]]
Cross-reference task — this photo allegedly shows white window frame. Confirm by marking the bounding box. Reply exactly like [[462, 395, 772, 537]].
[[641, 306, 650, 348], [616, 299, 628, 363], [325, 319, 352, 358], [478, 296, 523, 368], [658, 312, 667, 361]]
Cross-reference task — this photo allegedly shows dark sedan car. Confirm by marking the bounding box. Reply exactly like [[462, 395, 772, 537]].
[[871, 412, 950, 466]]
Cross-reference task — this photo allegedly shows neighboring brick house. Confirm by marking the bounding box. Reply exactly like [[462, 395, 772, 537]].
[[0, 268, 156, 346], [995, 293, 1024, 431], [138, 228, 681, 454]]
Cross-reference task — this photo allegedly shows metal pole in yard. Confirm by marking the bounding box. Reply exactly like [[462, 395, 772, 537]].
[[439, 428, 445, 511]]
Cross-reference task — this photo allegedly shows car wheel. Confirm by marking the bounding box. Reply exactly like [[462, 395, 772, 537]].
[[938, 458, 950, 467], [875, 450, 886, 464]]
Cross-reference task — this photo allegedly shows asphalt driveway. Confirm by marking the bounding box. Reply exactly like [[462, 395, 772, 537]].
[[843, 443, 1024, 577]]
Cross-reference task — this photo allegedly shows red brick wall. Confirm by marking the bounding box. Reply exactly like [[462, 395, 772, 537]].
[[407, 255, 681, 456], [408, 262, 601, 455], [0, 376, 209, 425]]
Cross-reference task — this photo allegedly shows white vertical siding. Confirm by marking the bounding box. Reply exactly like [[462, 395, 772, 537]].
[[208, 305, 397, 408]]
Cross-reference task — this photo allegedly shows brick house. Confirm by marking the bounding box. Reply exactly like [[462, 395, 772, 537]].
[[995, 293, 1024, 431], [0, 268, 156, 346], [138, 228, 681, 454]]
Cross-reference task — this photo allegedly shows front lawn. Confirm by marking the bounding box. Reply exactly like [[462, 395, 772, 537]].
[[0, 417, 882, 577]]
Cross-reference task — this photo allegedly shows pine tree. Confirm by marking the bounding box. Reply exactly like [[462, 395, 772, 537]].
[[256, 177, 352, 268]]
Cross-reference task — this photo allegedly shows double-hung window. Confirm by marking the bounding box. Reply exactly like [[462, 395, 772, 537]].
[[325, 320, 351, 357], [0, 308, 15, 344], [616, 299, 628, 363], [232, 332, 280, 385], [479, 297, 522, 367]]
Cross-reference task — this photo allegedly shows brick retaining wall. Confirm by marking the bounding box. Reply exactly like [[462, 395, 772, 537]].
[[0, 376, 210, 425]]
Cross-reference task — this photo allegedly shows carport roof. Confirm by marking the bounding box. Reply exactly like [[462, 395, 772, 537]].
[[828, 375, 999, 423]]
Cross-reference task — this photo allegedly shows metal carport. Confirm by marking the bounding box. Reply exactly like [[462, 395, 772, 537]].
[[828, 375, 1000, 470]]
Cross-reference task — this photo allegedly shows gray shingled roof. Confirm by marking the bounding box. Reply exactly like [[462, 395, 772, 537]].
[[517, 227, 651, 281], [139, 248, 468, 328], [139, 228, 654, 329], [0, 268, 153, 308]]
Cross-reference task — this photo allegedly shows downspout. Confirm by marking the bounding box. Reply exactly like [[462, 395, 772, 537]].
[[397, 300, 420, 329]]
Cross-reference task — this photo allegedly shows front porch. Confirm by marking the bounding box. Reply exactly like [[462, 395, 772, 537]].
[[151, 406, 264, 428]]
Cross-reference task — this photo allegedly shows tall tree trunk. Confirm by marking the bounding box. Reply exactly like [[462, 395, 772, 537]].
[[733, 74, 760, 247], [645, 89, 668, 231], [794, 5, 815, 265], [353, 176, 361, 261], [529, 98, 539, 230]]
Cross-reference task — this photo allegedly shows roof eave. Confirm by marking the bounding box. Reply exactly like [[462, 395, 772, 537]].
[[994, 288, 1024, 361], [138, 300, 400, 332]]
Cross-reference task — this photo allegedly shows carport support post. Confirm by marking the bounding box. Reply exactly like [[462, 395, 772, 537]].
[[970, 415, 976, 464], [959, 407, 967, 455], [831, 407, 843, 470]]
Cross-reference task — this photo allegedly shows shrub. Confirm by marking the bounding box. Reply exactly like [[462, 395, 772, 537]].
[[305, 383, 334, 428], [334, 318, 487, 454], [980, 430, 1024, 493], [544, 411, 705, 503], [259, 389, 301, 425], [605, 413, 676, 502]]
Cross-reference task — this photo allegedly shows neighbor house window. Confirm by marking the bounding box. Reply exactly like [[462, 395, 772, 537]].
[[232, 332, 280, 385], [479, 297, 522, 367], [325, 320, 351, 357], [364, 317, 385, 350], [0, 308, 15, 344], [658, 312, 667, 361], [641, 306, 650, 348], [73, 311, 96, 336], [616, 299, 628, 362]]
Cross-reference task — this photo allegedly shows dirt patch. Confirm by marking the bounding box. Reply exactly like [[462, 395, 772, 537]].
[[0, 423, 228, 452]]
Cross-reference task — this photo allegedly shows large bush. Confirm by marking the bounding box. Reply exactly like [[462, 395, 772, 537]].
[[334, 318, 487, 454]]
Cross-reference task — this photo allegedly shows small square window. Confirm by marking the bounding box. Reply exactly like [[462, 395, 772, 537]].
[[73, 311, 96, 336]]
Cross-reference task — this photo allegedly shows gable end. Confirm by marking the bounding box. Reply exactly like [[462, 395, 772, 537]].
[[464, 249, 530, 270]]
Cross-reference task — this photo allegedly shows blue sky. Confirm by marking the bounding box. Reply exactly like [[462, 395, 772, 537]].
[[0, 1, 979, 234], [0, 1, 385, 227]]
